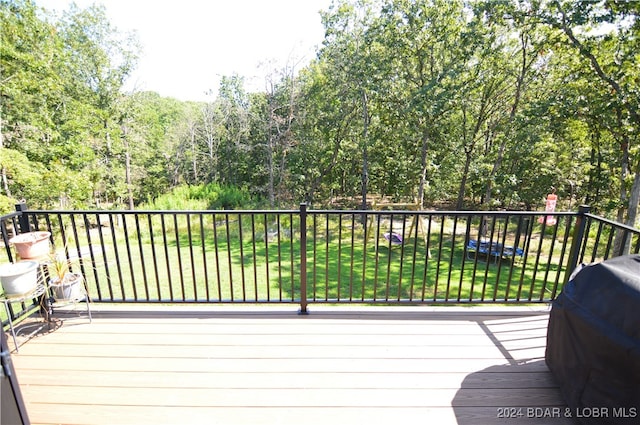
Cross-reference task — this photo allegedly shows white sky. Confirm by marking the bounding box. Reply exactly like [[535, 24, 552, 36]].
[[36, 0, 333, 101]]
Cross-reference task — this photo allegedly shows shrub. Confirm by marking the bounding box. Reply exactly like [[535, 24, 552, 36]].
[[143, 183, 255, 210]]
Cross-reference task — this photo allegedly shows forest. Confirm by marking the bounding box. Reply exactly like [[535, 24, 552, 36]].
[[1, 0, 639, 228]]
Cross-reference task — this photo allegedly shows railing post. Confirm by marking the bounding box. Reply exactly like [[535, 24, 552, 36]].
[[15, 202, 31, 233], [565, 205, 590, 284], [298, 203, 309, 314]]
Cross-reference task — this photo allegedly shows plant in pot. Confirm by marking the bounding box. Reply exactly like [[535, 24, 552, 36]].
[[48, 252, 86, 301], [9, 231, 51, 260], [0, 261, 40, 297]]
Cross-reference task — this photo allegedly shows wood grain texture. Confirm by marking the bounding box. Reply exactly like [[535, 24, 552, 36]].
[[10, 305, 571, 425]]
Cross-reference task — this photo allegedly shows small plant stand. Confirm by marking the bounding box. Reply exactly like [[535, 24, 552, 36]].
[[45, 288, 92, 324], [0, 284, 46, 352]]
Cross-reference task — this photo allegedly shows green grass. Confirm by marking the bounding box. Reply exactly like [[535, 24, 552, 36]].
[[74, 213, 567, 304], [4, 210, 635, 328]]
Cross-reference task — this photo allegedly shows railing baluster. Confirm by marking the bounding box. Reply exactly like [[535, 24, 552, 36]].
[[348, 213, 355, 302], [422, 214, 433, 302], [224, 214, 233, 301], [602, 222, 615, 260], [479, 215, 495, 302], [449, 215, 460, 302], [134, 213, 150, 301], [311, 213, 317, 302], [409, 212, 420, 302], [373, 212, 381, 301], [211, 213, 222, 301], [433, 217, 446, 301], [0, 218, 14, 263], [251, 214, 258, 301], [360, 212, 368, 302], [491, 216, 507, 302], [566, 205, 591, 283], [121, 214, 138, 301], [384, 214, 393, 302], [107, 214, 125, 300], [199, 214, 209, 301], [263, 213, 271, 302], [503, 215, 519, 301], [460, 215, 479, 302], [81, 213, 100, 300], [324, 213, 330, 301], [160, 215, 173, 302], [550, 215, 573, 298], [579, 216, 593, 264], [95, 213, 111, 301], [172, 214, 185, 301], [186, 213, 197, 301], [538, 219, 561, 301], [2, 204, 637, 318], [237, 214, 246, 302], [288, 213, 295, 302], [396, 214, 407, 302], [276, 214, 283, 301], [337, 214, 343, 301], [147, 214, 160, 301], [299, 204, 308, 313], [591, 221, 605, 263]]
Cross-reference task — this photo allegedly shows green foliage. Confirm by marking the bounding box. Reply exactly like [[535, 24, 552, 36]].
[[195, 184, 254, 210], [0, 195, 15, 215], [1, 0, 638, 224], [144, 183, 255, 210]]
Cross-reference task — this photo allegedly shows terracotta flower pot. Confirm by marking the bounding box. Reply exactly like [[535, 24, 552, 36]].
[[9, 231, 51, 260]]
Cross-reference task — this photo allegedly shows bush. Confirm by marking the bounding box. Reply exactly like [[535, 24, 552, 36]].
[[0, 195, 17, 215], [207, 185, 252, 209], [143, 183, 255, 210]]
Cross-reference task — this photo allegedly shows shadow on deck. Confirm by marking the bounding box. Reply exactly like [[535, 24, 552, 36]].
[[9, 305, 570, 425]]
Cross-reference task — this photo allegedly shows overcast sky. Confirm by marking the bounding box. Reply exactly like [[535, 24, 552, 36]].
[[36, 0, 332, 101]]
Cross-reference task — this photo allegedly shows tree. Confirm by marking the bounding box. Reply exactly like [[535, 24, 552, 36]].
[[0, 0, 64, 199], [371, 0, 476, 208], [535, 0, 640, 228]]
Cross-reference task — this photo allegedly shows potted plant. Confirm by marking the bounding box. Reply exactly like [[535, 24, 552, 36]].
[[9, 231, 51, 260], [0, 261, 39, 297], [48, 252, 85, 301]]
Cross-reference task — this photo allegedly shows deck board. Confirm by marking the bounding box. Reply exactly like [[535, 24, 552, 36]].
[[9, 305, 572, 425]]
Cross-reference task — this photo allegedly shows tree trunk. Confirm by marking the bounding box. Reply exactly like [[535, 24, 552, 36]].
[[457, 151, 472, 210], [190, 125, 198, 183], [120, 123, 134, 210], [125, 150, 133, 210], [1, 169, 10, 199], [484, 32, 529, 208], [627, 171, 640, 226], [484, 140, 507, 208], [267, 117, 275, 207], [614, 137, 630, 254], [361, 90, 369, 212], [0, 117, 9, 198], [417, 131, 429, 210]]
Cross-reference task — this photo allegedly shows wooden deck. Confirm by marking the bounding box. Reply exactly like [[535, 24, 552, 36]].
[[9, 305, 572, 425]]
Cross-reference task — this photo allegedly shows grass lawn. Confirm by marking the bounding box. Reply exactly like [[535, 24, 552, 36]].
[[73, 212, 567, 304]]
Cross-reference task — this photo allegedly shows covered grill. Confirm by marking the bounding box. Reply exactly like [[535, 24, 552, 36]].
[[546, 254, 640, 424]]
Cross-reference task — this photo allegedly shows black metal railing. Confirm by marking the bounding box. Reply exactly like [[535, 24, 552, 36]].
[[1, 203, 638, 324]]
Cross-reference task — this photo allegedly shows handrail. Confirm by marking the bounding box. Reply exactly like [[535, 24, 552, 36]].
[[0, 203, 638, 326]]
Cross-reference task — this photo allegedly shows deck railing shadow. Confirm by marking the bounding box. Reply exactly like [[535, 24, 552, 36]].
[[452, 311, 571, 424]]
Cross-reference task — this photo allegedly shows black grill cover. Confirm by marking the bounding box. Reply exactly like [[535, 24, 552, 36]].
[[546, 254, 640, 424]]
